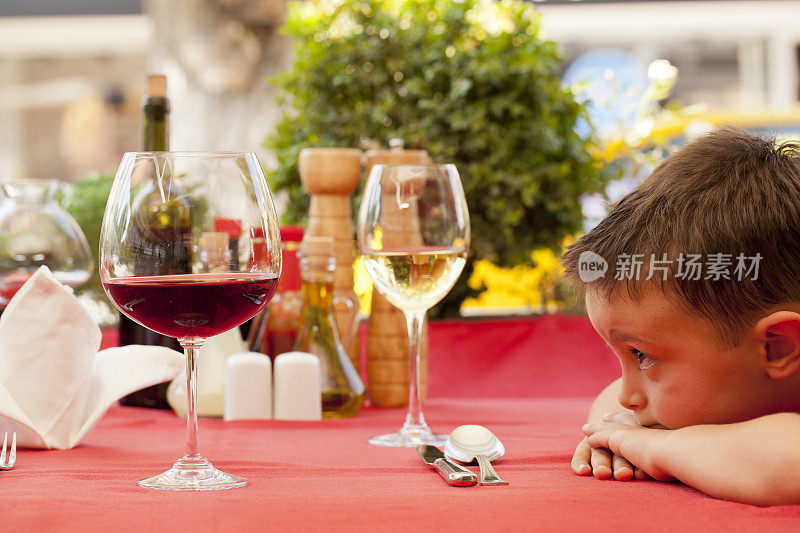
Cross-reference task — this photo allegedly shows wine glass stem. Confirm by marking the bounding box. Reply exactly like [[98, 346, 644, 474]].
[[403, 308, 427, 430], [182, 343, 201, 458]]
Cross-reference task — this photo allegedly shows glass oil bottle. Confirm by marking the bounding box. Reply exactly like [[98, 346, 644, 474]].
[[294, 237, 364, 418]]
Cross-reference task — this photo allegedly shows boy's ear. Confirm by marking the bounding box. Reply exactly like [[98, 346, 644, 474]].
[[754, 311, 800, 379]]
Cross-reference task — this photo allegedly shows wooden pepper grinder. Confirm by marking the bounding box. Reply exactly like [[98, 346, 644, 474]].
[[364, 139, 433, 407], [298, 147, 362, 372]]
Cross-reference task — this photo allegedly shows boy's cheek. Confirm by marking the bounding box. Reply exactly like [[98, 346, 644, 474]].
[[641, 395, 679, 428], [637, 391, 682, 428], [646, 403, 703, 430]]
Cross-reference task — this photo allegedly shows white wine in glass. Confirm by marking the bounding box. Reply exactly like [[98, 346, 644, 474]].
[[358, 164, 470, 447], [361, 248, 467, 311]]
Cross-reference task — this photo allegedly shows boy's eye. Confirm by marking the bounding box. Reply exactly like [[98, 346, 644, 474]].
[[629, 348, 656, 370]]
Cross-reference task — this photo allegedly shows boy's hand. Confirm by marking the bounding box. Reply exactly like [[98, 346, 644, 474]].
[[572, 412, 651, 481], [581, 413, 674, 482]]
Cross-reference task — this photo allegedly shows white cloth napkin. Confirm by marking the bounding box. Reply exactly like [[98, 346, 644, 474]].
[[0, 266, 184, 449]]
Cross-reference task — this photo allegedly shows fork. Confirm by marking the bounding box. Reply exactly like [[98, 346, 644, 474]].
[[1, 432, 16, 470]]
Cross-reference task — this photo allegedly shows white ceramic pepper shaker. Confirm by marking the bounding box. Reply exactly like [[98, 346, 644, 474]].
[[224, 352, 272, 421], [273, 352, 322, 421]]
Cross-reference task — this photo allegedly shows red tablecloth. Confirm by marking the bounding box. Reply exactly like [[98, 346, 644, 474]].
[[7, 401, 800, 532], [8, 316, 800, 531]]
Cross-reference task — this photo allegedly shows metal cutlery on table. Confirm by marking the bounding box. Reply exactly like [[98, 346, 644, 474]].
[[445, 425, 508, 486], [417, 445, 477, 487], [1, 432, 16, 470]]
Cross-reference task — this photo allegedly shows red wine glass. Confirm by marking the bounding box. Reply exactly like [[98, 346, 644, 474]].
[[99, 152, 281, 490]]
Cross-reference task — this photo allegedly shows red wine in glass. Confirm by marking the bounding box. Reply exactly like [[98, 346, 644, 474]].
[[100, 151, 282, 490], [103, 272, 279, 339]]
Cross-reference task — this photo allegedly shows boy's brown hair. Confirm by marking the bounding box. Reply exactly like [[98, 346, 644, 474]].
[[562, 126, 800, 347]]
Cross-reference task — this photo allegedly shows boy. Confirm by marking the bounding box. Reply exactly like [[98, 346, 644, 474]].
[[561, 126, 800, 506]]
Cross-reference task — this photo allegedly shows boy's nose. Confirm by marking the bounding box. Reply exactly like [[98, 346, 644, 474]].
[[618, 376, 647, 411]]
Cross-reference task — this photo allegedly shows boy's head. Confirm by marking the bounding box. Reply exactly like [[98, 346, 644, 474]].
[[562, 126, 800, 428]]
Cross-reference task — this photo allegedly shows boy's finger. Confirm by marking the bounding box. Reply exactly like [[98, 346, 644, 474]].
[[612, 454, 634, 481], [583, 421, 627, 436], [590, 447, 613, 480], [571, 438, 592, 475], [602, 412, 638, 426], [585, 429, 613, 450], [582, 422, 610, 435]]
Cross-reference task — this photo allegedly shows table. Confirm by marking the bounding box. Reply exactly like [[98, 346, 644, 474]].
[[6, 316, 800, 531]]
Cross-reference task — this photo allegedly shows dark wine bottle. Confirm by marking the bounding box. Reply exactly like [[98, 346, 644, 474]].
[[118, 74, 186, 409]]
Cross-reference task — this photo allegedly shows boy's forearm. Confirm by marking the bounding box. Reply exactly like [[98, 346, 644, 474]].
[[657, 413, 800, 506], [587, 378, 625, 421]]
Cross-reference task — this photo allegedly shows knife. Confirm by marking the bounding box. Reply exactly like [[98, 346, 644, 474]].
[[417, 445, 478, 487]]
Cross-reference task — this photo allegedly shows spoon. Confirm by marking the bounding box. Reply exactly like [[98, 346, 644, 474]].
[[444, 425, 509, 486]]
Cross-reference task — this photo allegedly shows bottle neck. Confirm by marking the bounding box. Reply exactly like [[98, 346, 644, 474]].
[[143, 96, 169, 151], [301, 276, 334, 309], [298, 249, 336, 292], [297, 238, 336, 310]]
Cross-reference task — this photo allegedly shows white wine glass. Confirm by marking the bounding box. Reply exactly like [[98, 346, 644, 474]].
[[358, 164, 470, 447], [99, 152, 281, 490]]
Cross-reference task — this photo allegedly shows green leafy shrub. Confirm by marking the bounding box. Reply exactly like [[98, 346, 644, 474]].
[[58, 174, 114, 297], [266, 0, 614, 316]]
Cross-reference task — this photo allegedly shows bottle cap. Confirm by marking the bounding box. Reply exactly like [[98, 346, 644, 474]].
[[199, 232, 230, 270], [214, 218, 242, 238], [252, 226, 301, 241], [146, 74, 167, 98], [280, 225, 304, 243], [278, 226, 304, 292]]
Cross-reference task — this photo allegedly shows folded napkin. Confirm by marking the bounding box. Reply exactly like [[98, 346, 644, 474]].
[[0, 266, 184, 449]]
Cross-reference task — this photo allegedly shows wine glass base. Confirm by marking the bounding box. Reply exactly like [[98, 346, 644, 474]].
[[368, 428, 447, 448], [138, 455, 247, 491]]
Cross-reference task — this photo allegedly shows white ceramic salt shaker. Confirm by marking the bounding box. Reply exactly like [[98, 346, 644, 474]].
[[223, 352, 272, 421], [273, 352, 322, 421]]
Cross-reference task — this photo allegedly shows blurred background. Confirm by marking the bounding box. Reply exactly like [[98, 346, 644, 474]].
[[3, 0, 800, 317], [4, 0, 800, 180], [0, 0, 290, 180]]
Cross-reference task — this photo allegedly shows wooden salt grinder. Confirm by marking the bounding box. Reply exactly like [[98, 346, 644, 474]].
[[364, 141, 433, 407], [298, 147, 362, 371]]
